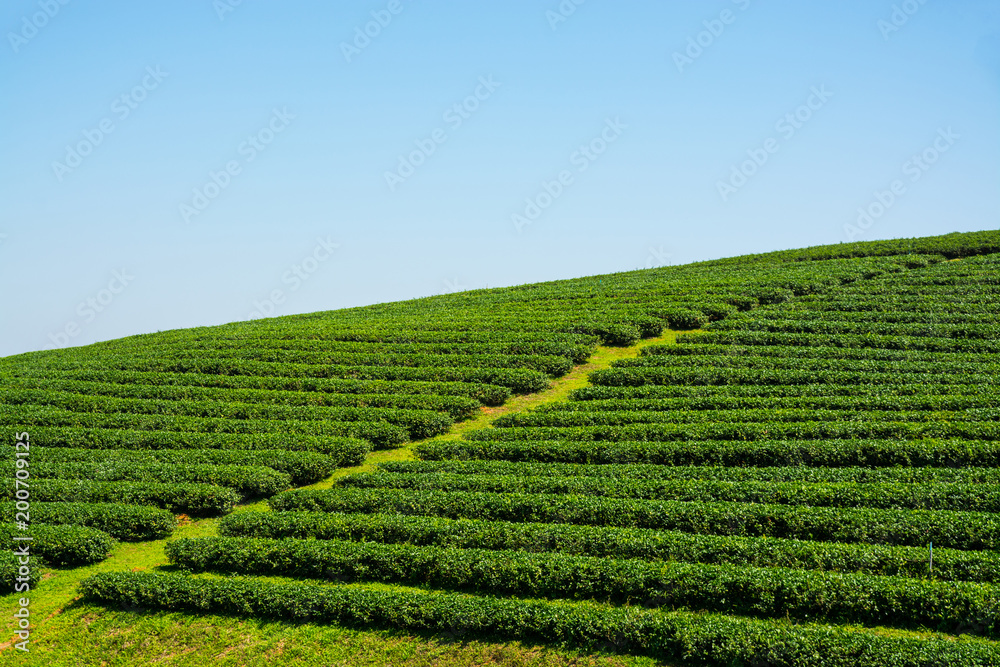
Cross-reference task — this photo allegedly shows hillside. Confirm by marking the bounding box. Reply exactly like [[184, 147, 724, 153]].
[[2, 230, 1000, 666]]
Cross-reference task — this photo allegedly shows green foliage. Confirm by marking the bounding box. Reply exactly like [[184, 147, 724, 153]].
[[0, 550, 42, 593], [23, 426, 371, 459], [341, 469, 1000, 512], [269, 487, 1000, 550], [2, 480, 239, 516], [80, 571, 1000, 665], [220, 510, 1000, 583], [0, 404, 411, 448], [678, 329, 1000, 353], [653, 308, 708, 330], [465, 421, 1000, 442], [31, 461, 291, 498], [0, 523, 115, 566], [0, 389, 456, 439], [0, 502, 174, 541], [491, 408, 999, 429], [588, 366, 994, 387], [415, 437, 1000, 468], [9, 230, 1000, 663], [6, 367, 514, 406], [167, 535, 1000, 635], [0, 376, 483, 420], [383, 459, 1000, 484], [26, 447, 341, 485]]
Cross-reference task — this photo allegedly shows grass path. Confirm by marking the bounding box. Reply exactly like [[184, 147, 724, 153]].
[[308, 331, 677, 488], [0, 333, 676, 666]]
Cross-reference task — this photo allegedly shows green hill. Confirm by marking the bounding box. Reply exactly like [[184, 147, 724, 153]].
[[2, 230, 1000, 666]]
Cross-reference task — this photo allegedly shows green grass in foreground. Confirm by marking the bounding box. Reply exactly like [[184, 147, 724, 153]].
[[5, 604, 660, 667]]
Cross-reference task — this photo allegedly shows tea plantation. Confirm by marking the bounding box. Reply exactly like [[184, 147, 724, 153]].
[[3, 230, 1000, 666]]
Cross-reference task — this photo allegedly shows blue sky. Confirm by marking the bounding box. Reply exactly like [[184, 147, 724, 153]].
[[1, 0, 998, 357]]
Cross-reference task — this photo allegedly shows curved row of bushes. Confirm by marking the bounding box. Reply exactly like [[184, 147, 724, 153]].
[[80, 571, 1000, 666], [270, 487, 1000, 550], [219, 510, 1000, 583], [414, 437, 1000, 468], [0, 502, 174, 541]]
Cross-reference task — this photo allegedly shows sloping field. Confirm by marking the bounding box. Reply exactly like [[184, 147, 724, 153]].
[[2, 230, 1000, 666]]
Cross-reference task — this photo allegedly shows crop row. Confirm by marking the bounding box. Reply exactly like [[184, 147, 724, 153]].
[[805, 277, 1000, 293], [0, 393, 453, 440], [3, 480, 239, 516], [0, 551, 41, 593], [29, 461, 290, 498], [0, 502, 174, 541], [740, 307, 1000, 325], [491, 408, 999, 428], [239, 310, 667, 340], [569, 382, 988, 401], [0, 405, 408, 448], [219, 510, 1000, 583], [140, 337, 597, 364], [0, 375, 481, 420], [80, 570, 1000, 666], [415, 437, 1000, 468], [776, 296, 997, 314], [23, 427, 371, 459], [18, 447, 338, 486], [465, 421, 1000, 442], [640, 342, 1000, 364], [143, 348, 575, 378], [612, 353, 998, 376], [535, 394, 1000, 413], [0, 523, 115, 566], [338, 471, 1000, 512], [675, 330, 1000, 353], [19, 357, 553, 394], [707, 316, 999, 340], [166, 536, 1000, 635], [269, 487, 1000, 550], [588, 367, 994, 388], [133, 329, 600, 348], [197, 310, 665, 343], [378, 460, 1000, 485], [2, 366, 513, 405]]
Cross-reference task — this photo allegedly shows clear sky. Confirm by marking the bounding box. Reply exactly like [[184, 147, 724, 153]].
[[2, 0, 998, 357]]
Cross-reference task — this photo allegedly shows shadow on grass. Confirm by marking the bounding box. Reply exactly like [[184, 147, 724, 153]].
[[62, 593, 674, 666]]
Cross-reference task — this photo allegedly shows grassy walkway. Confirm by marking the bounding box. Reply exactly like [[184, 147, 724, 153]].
[[309, 331, 676, 488]]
